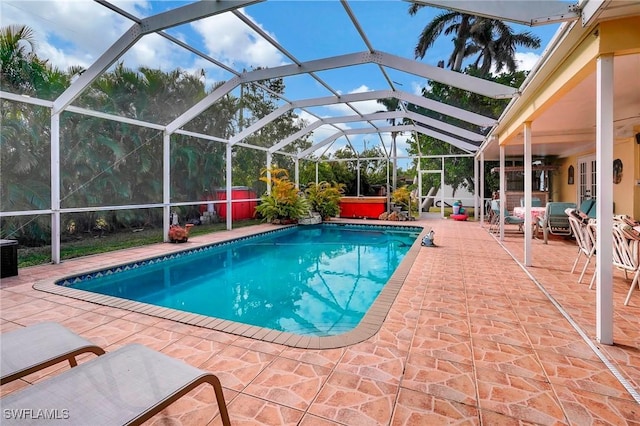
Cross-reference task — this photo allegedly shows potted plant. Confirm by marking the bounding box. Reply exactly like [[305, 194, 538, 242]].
[[391, 186, 416, 220], [168, 223, 194, 243], [255, 167, 309, 224], [305, 181, 345, 220]]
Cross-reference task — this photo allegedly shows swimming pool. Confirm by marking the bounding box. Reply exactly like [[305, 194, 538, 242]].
[[41, 223, 426, 348]]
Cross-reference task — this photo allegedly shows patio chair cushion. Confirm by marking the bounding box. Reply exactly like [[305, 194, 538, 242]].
[[538, 202, 576, 243], [520, 197, 542, 207], [1, 322, 105, 385], [566, 208, 590, 225], [1, 343, 230, 426], [579, 199, 596, 218]]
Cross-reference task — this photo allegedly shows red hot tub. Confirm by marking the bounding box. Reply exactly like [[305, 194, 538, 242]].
[[339, 197, 388, 219]]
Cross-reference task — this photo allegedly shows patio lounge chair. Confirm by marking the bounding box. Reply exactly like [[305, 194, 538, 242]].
[[1, 343, 231, 426], [612, 223, 640, 306], [578, 198, 597, 218], [489, 199, 524, 234], [1, 322, 105, 385], [538, 202, 576, 244]]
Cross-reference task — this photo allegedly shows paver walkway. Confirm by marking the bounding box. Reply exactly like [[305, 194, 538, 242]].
[[1, 218, 638, 424]]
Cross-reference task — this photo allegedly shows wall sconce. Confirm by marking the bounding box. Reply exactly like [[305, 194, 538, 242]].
[[568, 165, 574, 185]]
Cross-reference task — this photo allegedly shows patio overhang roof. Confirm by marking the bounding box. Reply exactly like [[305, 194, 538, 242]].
[[479, 15, 640, 161], [410, 0, 580, 26]]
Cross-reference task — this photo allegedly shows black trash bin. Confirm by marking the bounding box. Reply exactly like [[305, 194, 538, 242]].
[[1, 239, 18, 278]]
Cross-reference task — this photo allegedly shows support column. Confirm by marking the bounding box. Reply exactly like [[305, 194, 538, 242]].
[[266, 152, 272, 194], [51, 113, 61, 264], [480, 151, 485, 225], [357, 160, 361, 197], [440, 157, 445, 218], [524, 121, 533, 266], [499, 145, 506, 241], [315, 162, 319, 185], [162, 131, 171, 241], [226, 143, 232, 231], [392, 133, 397, 191], [595, 54, 614, 345], [417, 156, 422, 217], [473, 155, 479, 222]]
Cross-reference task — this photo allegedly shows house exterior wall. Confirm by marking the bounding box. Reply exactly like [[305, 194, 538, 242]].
[[553, 156, 574, 203], [550, 135, 638, 217]]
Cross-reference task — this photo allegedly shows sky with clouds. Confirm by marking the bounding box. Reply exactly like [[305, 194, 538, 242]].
[[1, 0, 560, 162]]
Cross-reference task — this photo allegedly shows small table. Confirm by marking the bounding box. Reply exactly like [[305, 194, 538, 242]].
[[512, 206, 546, 221], [512, 207, 546, 237]]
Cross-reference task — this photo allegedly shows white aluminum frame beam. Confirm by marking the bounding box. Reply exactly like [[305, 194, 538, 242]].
[[168, 51, 510, 133], [291, 90, 496, 127], [295, 124, 478, 159], [242, 51, 518, 99], [271, 113, 481, 157], [53, 0, 259, 114], [580, 0, 607, 27], [232, 89, 493, 152], [409, 1, 580, 26], [269, 109, 483, 154]]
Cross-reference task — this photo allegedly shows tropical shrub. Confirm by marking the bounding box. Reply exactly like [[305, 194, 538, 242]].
[[392, 186, 417, 213], [305, 181, 345, 220], [255, 167, 309, 223]]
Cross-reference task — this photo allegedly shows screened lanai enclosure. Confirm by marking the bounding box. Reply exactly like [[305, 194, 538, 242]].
[[0, 0, 614, 264]]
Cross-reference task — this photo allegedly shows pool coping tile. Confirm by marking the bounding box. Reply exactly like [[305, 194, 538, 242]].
[[32, 223, 428, 349]]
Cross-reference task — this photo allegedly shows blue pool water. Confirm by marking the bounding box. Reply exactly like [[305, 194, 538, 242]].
[[60, 224, 421, 336]]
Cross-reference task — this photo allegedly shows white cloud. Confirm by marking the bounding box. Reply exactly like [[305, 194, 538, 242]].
[[2, 1, 285, 79], [515, 52, 542, 72], [1, 0, 146, 70], [322, 84, 384, 116], [297, 110, 320, 125], [191, 9, 286, 70]]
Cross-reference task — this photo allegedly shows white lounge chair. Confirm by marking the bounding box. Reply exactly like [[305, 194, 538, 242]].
[[612, 223, 640, 306], [566, 213, 597, 289]]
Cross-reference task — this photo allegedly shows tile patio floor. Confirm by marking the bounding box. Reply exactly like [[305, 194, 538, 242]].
[[1, 218, 638, 425]]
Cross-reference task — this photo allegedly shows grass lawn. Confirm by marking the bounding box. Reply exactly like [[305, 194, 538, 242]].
[[17, 219, 263, 267]]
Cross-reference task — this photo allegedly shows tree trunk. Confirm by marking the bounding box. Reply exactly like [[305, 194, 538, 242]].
[[421, 186, 438, 211]]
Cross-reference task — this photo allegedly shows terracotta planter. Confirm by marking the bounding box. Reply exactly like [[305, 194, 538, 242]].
[[168, 224, 193, 243]]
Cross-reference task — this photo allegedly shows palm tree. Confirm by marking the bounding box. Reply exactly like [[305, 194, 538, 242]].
[[0, 24, 38, 92], [467, 19, 541, 76], [408, 5, 473, 71], [409, 5, 541, 76]]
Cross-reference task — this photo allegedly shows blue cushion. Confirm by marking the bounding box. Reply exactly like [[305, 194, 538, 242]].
[[579, 199, 594, 215]]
